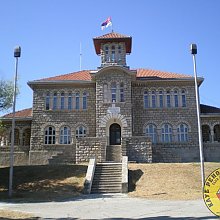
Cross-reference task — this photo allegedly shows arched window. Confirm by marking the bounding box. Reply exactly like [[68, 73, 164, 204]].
[[10, 128, 20, 145], [144, 91, 149, 108], [22, 128, 31, 146], [60, 92, 65, 110], [82, 92, 87, 110], [75, 92, 80, 110], [202, 125, 211, 142], [166, 90, 171, 108], [105, 46, 109, 62], [59, 126, 71, 144], [68, 92, 72, 110], [177, 123, 188, 142], [53, 92, 57, 110], [111, 45, 115, 62], [181, 90, 186, 107], [174, 90, 179, 107], [44, 126, 55, 144], [120, 83, 124, 102], [161, 123, 172, 143], [159, 90, 163, 108], [118, 45, 122, 61], [111, 82, 117, 102], [103, 83, 108, 102], [145, 124, 157, 144], [76, 126, 86, 138], [45, 92, 50, 110], [214, 124, 220, 142], [151, 91, 156, 108]]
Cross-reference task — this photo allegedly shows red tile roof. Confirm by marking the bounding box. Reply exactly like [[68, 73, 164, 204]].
[[93, 32, 132, 54], [2, 108, 32, 119], [94, 32, 131, 39], [34, 70, 92, 82], [136, 68, 192, 79], [31, 68, 192, 83]]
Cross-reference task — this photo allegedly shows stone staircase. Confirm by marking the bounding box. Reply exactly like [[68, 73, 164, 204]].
[[91, 163, 122, 193], [106, 145, 121, 162], [48, 146, 76, 164]]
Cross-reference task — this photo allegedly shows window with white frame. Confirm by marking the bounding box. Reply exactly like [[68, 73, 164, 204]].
[[144, 91, 149, 108], [120, 83, 124, 102], [60, 92, 65, 110], [151, 91, 156, 108], [159, 90, 163, 108], [82, 92, 87, 110], [181, 89, 186, 107], [59, 126, 71, 144], [76, 126, 86, 138], [105, 46, 109, 62], [68, 92, 72, 110], [166, 90, 171, 108], [161, 123, 172, 143], [118, 45, 122, 61], [75, 92, 80, 110], [145, 124, 157, 143], [174, 90, 179, 107], [111, 82, 117, 102], [177, 123, 188, 142], [111, 45, 116, 62], [44, 126, 55, 144], [45, 92, 50, 110], [53, 92, 57, 110]]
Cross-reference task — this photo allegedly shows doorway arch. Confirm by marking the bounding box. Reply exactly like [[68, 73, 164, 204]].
[[109, 123, 121, 145]]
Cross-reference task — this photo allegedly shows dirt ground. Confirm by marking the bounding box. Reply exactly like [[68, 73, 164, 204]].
[[0, 162, 220, 219], [128, 162, 220, 200]]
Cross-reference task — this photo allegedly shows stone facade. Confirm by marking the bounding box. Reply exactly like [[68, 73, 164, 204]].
[[1, 31, 220, 165]]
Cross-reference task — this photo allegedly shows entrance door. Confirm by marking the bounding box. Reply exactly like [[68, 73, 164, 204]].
[[109, 123, 121, 145]]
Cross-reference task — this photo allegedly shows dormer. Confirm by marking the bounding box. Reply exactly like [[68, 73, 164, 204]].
[[93, 32, 132, 68]]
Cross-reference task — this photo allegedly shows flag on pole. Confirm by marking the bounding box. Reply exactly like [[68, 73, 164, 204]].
[[101, 17, 112, 30]]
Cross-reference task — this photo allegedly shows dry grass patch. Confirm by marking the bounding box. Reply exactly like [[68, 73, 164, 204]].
[[0, 164, 87, 202], [0, 209, 38, 220], [128, 162, 220, 200]]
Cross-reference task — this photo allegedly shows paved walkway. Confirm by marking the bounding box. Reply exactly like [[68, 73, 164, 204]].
[[0, 194, 218, 219]]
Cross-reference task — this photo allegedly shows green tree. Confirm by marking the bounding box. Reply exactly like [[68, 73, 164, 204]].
[[0, 80, 14, 111]]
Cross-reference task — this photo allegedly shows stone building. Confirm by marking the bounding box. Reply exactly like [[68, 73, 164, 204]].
[[1, 32, 220, 165]]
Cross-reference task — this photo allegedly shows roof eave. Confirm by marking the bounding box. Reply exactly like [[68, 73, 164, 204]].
[[28, 80, 93, 88], [0, 117, 32, 121]]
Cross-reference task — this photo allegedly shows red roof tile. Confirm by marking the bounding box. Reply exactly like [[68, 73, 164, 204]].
[[136, 68, 192, 79], [93, 32, 132, 54], [31, 68, 192, 83], [94, 32, 131, 39], [2, 108, 32, 119], [34, 70, 92, 82]]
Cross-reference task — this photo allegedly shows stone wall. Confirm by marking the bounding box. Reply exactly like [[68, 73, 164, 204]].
[[125, 136, 152, 163], [30, 83, 96, 151], [132, 81, 199, 145], [204, 143, 220, 162], [95, 67, 135, 139], [76, 137, 107, 163]]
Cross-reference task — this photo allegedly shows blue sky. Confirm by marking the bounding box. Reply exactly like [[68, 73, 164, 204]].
[[1, 0, 220, 115]]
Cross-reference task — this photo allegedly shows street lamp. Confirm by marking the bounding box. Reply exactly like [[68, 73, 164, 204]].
[[9, 46, 21, 197], [190, 44, 205, 188]]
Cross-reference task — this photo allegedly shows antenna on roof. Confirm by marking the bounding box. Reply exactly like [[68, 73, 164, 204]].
[[80, 42, 82, 71]]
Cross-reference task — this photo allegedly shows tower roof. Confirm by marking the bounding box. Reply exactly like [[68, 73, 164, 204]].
[[93, 32, 132, 55]]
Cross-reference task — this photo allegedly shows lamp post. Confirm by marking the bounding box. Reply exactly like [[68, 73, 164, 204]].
[[9, 46, 21, 197], [190, 44, 205, 188]]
